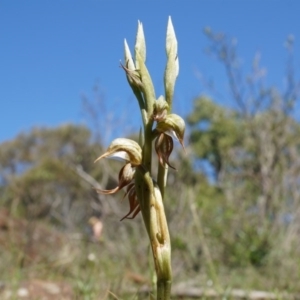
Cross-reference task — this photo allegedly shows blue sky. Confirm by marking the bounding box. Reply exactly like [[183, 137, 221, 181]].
[[1, 1, 299, 143]]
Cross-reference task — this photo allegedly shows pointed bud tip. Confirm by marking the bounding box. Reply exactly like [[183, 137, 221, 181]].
[[180, 140, 186, 153], [94, 155, 105, 163]]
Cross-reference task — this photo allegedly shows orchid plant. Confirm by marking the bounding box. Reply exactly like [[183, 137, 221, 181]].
[[95, 17, 184, 300]]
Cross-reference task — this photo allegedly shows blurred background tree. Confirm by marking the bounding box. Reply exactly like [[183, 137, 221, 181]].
[[0, 125, 104, 228], [186, 29, 300, 276]]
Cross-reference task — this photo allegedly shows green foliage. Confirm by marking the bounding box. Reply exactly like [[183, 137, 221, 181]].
[[187, 94, 300, 268], [0, 124, 104, 227], [186, 29, 300, 274], [188, 96, 242, 177]]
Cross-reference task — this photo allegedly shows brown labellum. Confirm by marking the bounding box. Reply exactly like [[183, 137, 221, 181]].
[[95, 163, 135, 195]]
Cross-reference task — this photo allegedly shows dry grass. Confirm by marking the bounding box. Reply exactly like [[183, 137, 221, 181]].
[[1, 187, 300, 300]]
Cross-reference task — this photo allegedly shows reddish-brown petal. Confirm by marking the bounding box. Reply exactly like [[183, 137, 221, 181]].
[[120, 184, 141, 221], [121, 182, 135, 201], [95, 186, 120, 195], [124, 206, 141, 220], [155, 133, 176, 170]]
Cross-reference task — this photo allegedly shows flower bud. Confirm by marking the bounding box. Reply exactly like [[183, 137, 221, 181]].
[[152, 96, 169, 122], [120, 61, 143, 89], [164, 16, 179, 107], [124, 39, 135, 71], [134, 20, 146, 68]]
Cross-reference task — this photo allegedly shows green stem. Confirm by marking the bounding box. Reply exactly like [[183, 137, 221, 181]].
[[143, 121, 153, 171], [157, 164, 168, 200], [131, 86, 148, 127], [157, 93, 172, 200], [137, 169, 172, 300], [136, 118, 172, 299], [157, 279, 172, 300]]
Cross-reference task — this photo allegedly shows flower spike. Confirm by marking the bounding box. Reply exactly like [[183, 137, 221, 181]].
[[94, 19, 179, 297]]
